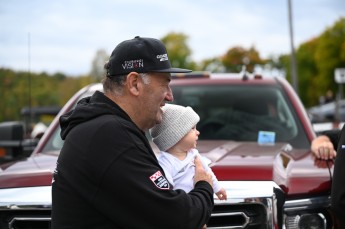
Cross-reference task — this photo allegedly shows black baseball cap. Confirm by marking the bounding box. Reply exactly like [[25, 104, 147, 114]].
[[106, 36, 192, 77]]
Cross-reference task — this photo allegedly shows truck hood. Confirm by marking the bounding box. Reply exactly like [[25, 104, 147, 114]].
[[0, 141, 333, 197], [0, 153, 57, 189], [197, 140, 333, 197]]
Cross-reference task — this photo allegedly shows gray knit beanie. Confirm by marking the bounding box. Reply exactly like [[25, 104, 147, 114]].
[[150, 104, 200, 151]]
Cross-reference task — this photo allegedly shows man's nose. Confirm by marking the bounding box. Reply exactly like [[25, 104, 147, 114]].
[[165, 87, 173, 102]]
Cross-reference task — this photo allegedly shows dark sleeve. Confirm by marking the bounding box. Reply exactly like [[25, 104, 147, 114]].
[[331, 126, 345, 227], [186, 181, 214, 228], [95, 146, 214, 229]]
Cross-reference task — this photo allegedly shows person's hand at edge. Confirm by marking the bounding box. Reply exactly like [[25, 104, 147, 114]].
[[311, 135, 336, 160]]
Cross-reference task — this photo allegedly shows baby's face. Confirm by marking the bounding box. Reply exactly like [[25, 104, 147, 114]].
[[178, 126, 200, 151]]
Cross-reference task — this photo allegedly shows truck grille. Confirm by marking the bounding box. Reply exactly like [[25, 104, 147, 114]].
[[207, 203, 267, 229], [0, 206, 266, 229], [204, 181, 283, 229], [0, 210, 51, 229]]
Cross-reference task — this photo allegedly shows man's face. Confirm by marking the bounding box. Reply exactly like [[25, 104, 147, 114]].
[[140, 73, 173, 130]]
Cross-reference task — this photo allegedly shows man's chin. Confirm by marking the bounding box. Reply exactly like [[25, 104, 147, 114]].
[[156, 116, 163, 124], [156, 109, 163, 124]]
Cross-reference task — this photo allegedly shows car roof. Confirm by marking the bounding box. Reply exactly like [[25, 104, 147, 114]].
[[171, 72, 280, 86], [83, 72, 282, 96]]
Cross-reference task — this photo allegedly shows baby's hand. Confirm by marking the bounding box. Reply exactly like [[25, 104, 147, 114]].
[[216, 187, 227, 200]]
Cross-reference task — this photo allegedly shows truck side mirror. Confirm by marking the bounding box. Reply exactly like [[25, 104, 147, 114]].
[[0, 121, 33, 162]]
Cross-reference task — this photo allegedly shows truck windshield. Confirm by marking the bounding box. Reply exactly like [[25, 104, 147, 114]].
[[41, 83, 310, 155], [170, 84, 309, 149]]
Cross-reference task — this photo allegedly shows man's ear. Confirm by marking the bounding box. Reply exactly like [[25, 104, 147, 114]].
[[127, 72, 141, 96]]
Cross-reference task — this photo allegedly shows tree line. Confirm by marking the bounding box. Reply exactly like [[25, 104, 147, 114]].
[[0, 17, 344, 123]]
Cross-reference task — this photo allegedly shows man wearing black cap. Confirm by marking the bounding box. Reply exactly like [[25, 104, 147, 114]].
[[51, 36, 214, 229]]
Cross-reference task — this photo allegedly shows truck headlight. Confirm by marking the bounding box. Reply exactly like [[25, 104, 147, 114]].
[[285, 213, 326, 229], [283, 196, 331, 229]]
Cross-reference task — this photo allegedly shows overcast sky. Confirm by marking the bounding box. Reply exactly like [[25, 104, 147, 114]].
[[0, 0, 344, 76]]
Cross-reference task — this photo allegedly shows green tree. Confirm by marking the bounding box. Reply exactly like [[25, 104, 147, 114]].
[[57, 75, 94, 105], [221, 46, 264, 73], [296, 38, 319, 106], [198, 57, 225, 72], [0, 68, 93, 122], [277, 17, 345, 107], [315, 17, 345, 98], [161, 32, 196, 70]]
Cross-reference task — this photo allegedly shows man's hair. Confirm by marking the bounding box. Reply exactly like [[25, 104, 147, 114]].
[[102, 73, 150, 96]]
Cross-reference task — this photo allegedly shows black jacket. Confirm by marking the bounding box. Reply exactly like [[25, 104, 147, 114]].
[[332, 126, 345, 228], [51, 91, 214, 229]]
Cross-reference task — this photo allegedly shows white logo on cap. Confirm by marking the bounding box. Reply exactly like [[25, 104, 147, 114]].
[[122, 59, 144, 70], [157, 54, 168, 62]]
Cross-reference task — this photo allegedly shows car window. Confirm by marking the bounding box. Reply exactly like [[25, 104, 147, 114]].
[[170, 84, 309, 148]]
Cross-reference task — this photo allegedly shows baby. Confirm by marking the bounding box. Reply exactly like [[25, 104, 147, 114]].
[[150, 104, 227, 199]]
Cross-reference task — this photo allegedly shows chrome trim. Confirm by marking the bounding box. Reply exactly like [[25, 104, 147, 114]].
[[0, 186, 51, 210], [216, 180, 281, 200], [209, 212, 250, 229], [0, 182, 281, 228], [9, 217, 51, 229], [283, 196, 330, 212], [210, 181, 281, 229], [317, 213, 327, 229]]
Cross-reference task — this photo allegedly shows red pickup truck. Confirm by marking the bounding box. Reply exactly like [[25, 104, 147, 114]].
[[0, 72, 335, 228]]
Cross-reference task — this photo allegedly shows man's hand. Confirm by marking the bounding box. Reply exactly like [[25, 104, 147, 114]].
[[311, 135, 337, 160], [194, 156, 213, 188]]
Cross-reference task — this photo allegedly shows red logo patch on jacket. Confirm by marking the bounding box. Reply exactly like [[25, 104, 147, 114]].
[[150, 171, 170, 190]]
